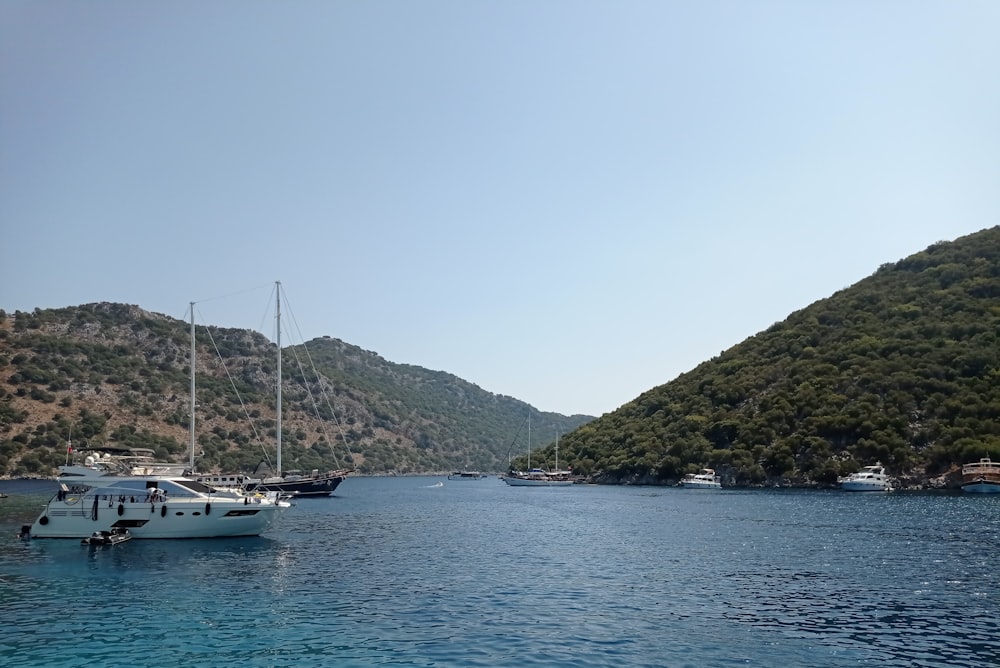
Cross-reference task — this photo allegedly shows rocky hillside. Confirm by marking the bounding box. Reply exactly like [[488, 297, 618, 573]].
[[0, 304, 592, 477]]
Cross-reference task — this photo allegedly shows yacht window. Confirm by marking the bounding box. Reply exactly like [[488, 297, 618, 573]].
[[107, 480, 155, 493], [152, 480, 199, 498], [172, 479, 216, 495]]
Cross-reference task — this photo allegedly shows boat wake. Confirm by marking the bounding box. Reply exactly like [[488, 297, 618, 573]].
[[423, 482, 444, 488]]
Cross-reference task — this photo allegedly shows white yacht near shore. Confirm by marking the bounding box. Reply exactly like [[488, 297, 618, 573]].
[[681, 468, 722, 489], [839, 463, 892, 492]]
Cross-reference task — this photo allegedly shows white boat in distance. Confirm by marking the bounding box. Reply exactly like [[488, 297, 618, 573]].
[[839, 463, 892, 492], [448, 471, 488, 480], [681, 468, 722, 489], [27, 449, 290, 539], [961, 457, 1000, 494]]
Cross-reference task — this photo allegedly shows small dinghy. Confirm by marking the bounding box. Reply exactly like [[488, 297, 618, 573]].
[[81, 527, 132, 546]]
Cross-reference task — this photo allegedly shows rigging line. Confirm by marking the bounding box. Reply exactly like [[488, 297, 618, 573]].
[[274, 282, 309, 351], [285, 343, 349, 470], [280, 288, 356, 469], [192, 283, 274, 307], [196, 307, 274, 471], [258, 283, 278, 342], [179, 283, 274, 324], [504, 412, 529, 462]]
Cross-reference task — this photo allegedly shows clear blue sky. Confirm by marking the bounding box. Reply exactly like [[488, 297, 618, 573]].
[[2, 1, 998, 417]]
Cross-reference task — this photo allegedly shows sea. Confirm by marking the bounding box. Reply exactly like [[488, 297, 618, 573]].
[[1, 476, 998, 668]]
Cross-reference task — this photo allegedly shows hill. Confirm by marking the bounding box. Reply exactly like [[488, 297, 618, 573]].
[[0, 304, 593, 477], [6, 227, 1000, 488], [525, 226, 1000, 488]]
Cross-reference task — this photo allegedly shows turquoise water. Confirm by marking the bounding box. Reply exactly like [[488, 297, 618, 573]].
[[2, 477, 998, 667]]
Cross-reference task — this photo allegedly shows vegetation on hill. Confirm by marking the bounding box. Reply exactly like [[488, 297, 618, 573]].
[[524, 226, 1000, 488], [0, 304, 592, 477]]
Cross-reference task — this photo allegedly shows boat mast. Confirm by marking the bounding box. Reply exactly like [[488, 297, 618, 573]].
[[275, 281, 282, 478], [527, 412, 531, 470], [189, 302, 196, 473], [555, 431, 559, 471]]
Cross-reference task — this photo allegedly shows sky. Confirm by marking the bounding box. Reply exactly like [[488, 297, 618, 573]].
[[2, 1, 998, 417]]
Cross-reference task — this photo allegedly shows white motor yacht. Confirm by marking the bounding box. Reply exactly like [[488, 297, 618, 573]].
[[681, 468, 722, 489], [28, 450, 291, 539], [839, 463, 892, 492]]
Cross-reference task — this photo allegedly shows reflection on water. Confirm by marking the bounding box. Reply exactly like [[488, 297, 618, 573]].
[[2, 479, 999, 667]]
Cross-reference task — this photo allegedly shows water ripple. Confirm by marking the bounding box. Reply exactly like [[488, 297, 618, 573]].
[[2, 481, 999, 666]]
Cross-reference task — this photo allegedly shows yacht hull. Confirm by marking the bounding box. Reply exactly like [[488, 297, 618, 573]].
[[31, 495, 287, 538], [682, 480, 721, 489], [503, 477, 574, 487], [961, 481, 1000, 494], [961, 458, 1000, 494], [253, 473, 346, 497], [840, 481, 890, 492]]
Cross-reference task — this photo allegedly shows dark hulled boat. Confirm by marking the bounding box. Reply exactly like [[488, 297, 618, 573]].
[[251, 468, 350, 497]]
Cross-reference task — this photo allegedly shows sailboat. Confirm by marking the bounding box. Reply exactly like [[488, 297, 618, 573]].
[[503, 416, 574, 487], [195, 282, 352, 498]]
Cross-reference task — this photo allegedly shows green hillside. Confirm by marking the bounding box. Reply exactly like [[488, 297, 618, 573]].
[[531, 226, 1000, 488]]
